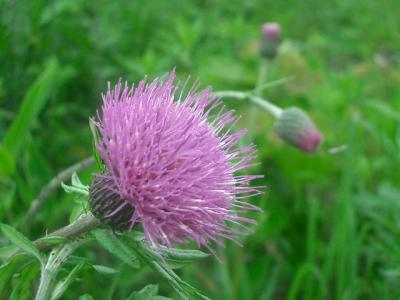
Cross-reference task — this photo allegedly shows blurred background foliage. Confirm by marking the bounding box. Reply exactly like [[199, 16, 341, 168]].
[[1, 0, 400, 299]]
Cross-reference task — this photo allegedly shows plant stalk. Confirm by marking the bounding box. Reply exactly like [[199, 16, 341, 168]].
[[213, 90, 282, 118], [34, 213, 101, 251], [34, 239, 84, 300]]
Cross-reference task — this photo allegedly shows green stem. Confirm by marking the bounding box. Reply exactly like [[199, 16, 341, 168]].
[[34, 213, 100, 251], [248, 95, 282, 118], [256, 59, 269, 92], [8, 213, 100, 260], [35, 239, 84, 300], [213, 90, 282, 118], [248, 60, 268, 140]]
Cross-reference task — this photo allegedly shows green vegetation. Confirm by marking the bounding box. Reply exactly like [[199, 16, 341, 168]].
[[1, 0, 400, 299]]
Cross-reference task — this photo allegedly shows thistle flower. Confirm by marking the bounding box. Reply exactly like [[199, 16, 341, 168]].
[[275, 107, 323, 153], [260, 22, 281, 60], [90, 71, 262, 251]]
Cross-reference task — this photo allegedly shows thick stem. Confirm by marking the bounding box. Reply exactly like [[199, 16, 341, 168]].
[[35, 239, 84, 300], [24, 157, 95, 234], [34, 213, 101, 252]]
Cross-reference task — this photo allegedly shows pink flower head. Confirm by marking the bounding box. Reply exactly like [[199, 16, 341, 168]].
[[261, 23, 280, 40], [297, 129, 323, 153], [90, 71, 262, 251], [260, 22, 281, 59], [275, 107, 323, 153]]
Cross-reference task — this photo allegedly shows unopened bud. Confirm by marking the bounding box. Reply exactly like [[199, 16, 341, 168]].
[[89, 175, 134, 231], [260, 23, 281, 60], [275, 107, 323, 153]]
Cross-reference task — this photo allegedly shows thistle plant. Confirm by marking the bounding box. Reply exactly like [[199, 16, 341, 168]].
[[0, 23, 323, 300], [89, 72, 262, 250]]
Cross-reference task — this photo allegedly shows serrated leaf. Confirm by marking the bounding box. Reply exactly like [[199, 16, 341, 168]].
[[93, 230, 140, 268], [126, 284, 172, 300], [71, 172, 84, 187], [61, 182, 89, 196], [91, 264, 119, 275], [51, 263, 83, 300], [0, 223, 42, 263]]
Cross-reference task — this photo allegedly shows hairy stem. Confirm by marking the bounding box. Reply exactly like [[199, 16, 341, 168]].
[[24, 157, 95, 234], [34, 213, 101, 252], [35, 239, 85, 300]]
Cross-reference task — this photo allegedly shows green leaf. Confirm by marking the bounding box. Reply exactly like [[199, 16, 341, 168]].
[[159, 247, 209, 261], [0, 145, 14, 176], [0, 245, 18, 259], [0, 177, 16, 219], [9, 260, 40, 300], [69, 203, 85, 223], [91, 264, 119, 275], [126, 284, 172, 300], [0, 253, 32, 295], [123, 236, 210, 300], [39, 0, 82, 25], [2, 58, 60, 162], [78, 294, 94, 300], [93, 230, 140, 268], [0, 224, 42, 262], [61, 173, 89, 196], [71, 172, 84, 187], [89, 118, 106, 172], [0, 259, 18, 294], [51, 263, 83, 300], [127, 232, 208, 267], [61, 181, 89, 196]]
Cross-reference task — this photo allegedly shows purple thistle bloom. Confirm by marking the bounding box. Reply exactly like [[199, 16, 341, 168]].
[[90, 71, 262, 251]]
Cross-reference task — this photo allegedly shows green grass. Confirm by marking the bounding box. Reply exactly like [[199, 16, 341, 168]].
[[1, 0, 400, 299]]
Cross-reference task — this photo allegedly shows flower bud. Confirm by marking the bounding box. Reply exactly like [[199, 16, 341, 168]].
[[275, 107, 322, 153], [260, 23, 281, 60], [89, 175, 135, 231]]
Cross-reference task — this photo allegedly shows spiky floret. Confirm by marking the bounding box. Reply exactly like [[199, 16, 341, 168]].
[[90, 71, 262, 251]]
